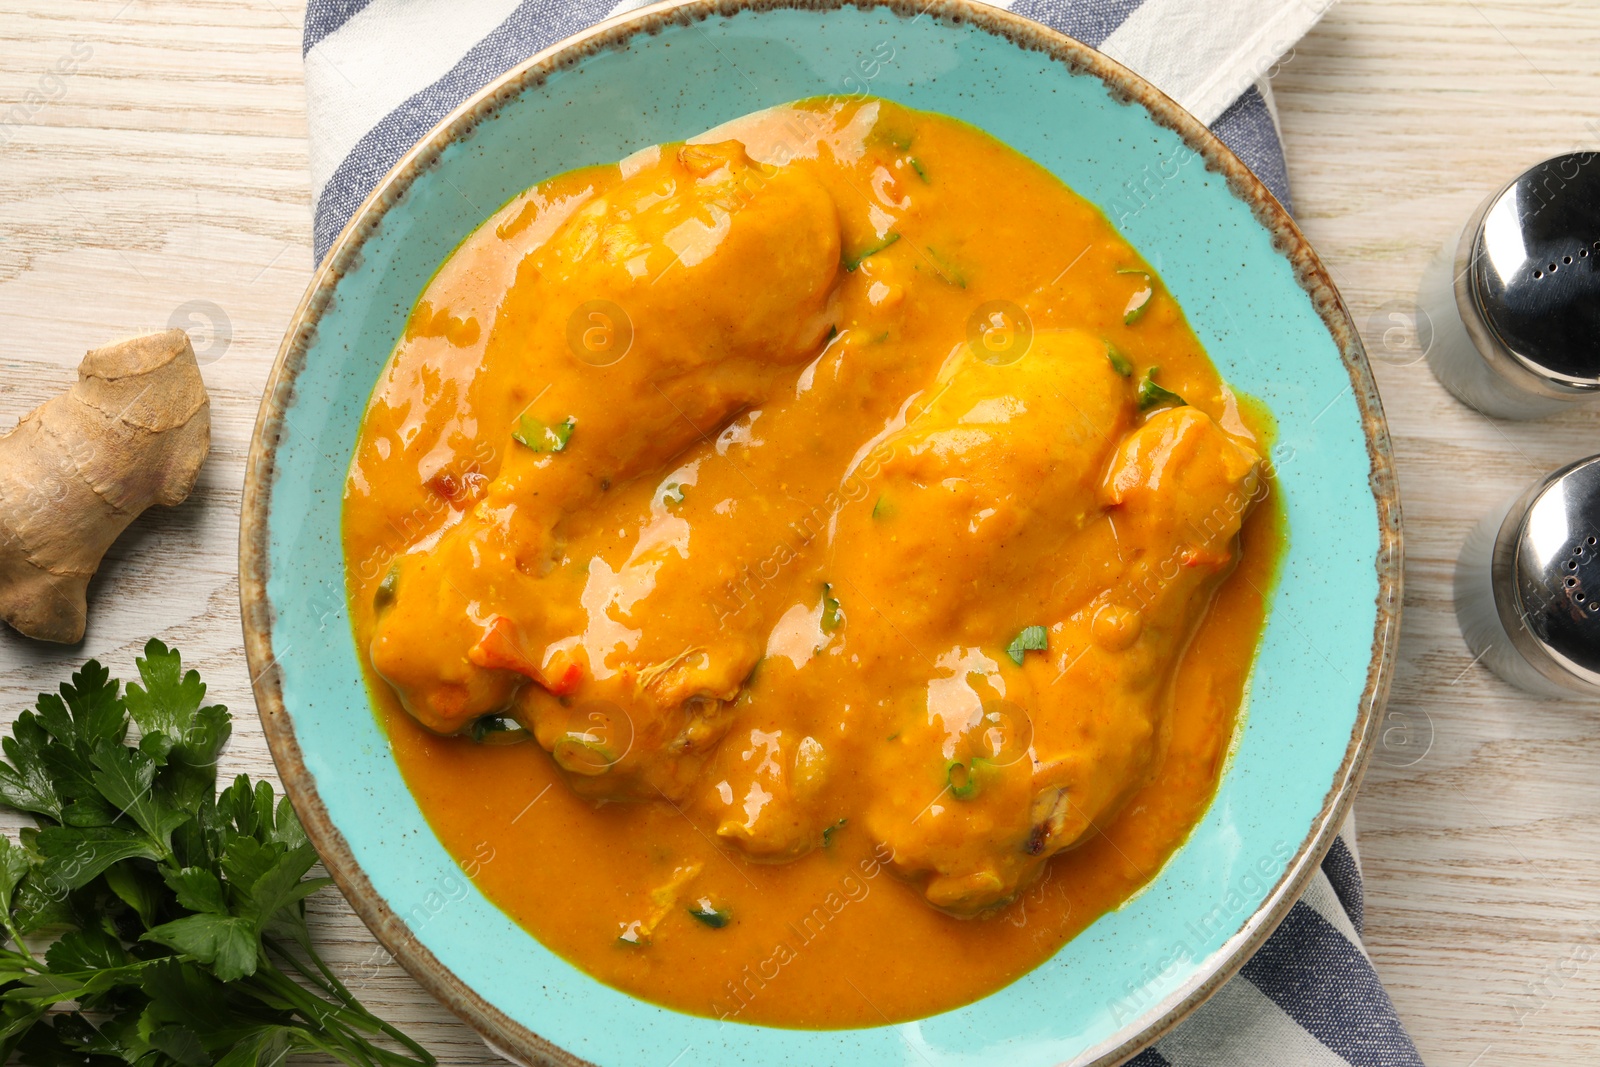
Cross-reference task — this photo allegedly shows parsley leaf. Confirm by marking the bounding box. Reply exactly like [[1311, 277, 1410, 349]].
[[1105, 343, 1134, 378], [1137, 369, 1187, 412], [686, 897, 731, 929], [1006, 625, 1049, 666], [821, 584, 845, 633], [1118, 268, 1154, 324], [843, 233, 900, 272], [0, 645, 436, 1066], [512, 414, 575, 453]]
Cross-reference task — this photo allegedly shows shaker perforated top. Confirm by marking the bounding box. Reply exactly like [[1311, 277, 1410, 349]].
[[1514, 455, 1600, 690], [1471, 153, 1600, 387]]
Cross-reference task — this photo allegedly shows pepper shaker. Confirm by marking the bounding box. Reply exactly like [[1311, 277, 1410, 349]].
[[1455, 455, 1600, 698], [1420, 153, 1600, 419]]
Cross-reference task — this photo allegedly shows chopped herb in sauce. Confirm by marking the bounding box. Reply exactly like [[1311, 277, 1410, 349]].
[[374, 561, 400, 609], [1105, 343, 1134, 378], [926, 247, 967, 289], [1118, 268, 1154, 324], [512, 414, 576, 452], [1136, 369, 1187, 412], [470, 714, 529, 745], [947, 759, 979, 800], [662, 482, 687, 507], [909, 157, 929, 183], [821, 583, 844, 632], [1006, 625, 1049, 666], [843, 233, 900, 272], [687, 897, 732, 929], [871, 495, 897, 520], [553, 733, 616, 775], [822, 817, 848, 848]]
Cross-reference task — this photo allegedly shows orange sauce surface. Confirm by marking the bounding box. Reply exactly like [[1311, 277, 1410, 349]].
[[343, 98, 1284, 1027]]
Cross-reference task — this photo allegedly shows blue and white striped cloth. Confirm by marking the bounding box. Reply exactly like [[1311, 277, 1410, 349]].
[[299, 3, 1424, 1064]]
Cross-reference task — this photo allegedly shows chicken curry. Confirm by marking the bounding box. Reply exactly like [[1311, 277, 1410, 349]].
[[343, 98, 1283, 1027]]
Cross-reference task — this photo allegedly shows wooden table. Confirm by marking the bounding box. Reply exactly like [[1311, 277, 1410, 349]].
[[1, 1, 1596, 1062]]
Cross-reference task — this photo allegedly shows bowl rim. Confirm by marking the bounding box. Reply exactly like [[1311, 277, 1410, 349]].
[[239, 1, 1403, 1063]]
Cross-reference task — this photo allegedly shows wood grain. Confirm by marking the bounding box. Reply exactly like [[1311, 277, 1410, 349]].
[[1, 0, 1597, 1063], [1272, 2, 1600, 1063]]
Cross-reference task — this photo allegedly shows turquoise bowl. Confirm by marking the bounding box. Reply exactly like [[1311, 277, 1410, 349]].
[[241, 1, 1401, 1063]]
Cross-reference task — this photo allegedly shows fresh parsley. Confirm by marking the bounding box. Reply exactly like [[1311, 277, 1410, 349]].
[[1105, 343, 1134, 378], [0, 640, 435, 1066], [511, 414, 575, 453], [820, 584, 844, 633], [1137, 369, 1187, 412], [842, 233, 900, 272], [1118, 268, 1154, 324], [925, 247, 967, 289], [685, 897, 730, 930], [1006, 625, 1049, 666]]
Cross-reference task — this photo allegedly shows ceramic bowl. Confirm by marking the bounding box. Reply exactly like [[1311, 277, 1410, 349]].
[[241, 1, 1401, 1063]]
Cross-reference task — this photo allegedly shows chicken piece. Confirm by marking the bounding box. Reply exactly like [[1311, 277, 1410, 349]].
[[857, 380, 1262, 914], [694, 724, 832, 862], [369, 142, 842, 755], [828, 330, 1132, 639]]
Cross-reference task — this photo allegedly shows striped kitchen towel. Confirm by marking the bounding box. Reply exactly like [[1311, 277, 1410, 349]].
[[299, 2, 1424, 1065]]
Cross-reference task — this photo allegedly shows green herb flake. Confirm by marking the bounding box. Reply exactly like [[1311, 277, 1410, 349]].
[[909, 157, 929, 183], [512, 414, 576, 453], [821, 584, 845, 633], [947, 760, 979, 800], [843, 233, 900, 272], [553, 733, 617, 775], [0, 642, 436, 1065], [926, 247, 968, 289], [1136, 370, 1187, 412], [1119, 269, 1155, 325], [821, 818, 848, 848], [687, 897, 732, 929], [662, 482, 687, 508], [374, 561, 400, 609], [1006, 625, 1049, 666], [871, 496, 897, 521], [1105, 343, 1134, 378], [470, 715, 528, 745]]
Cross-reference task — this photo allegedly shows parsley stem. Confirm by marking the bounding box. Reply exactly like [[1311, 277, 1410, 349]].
[[0, 915, 36, 967], [266, 936, 437, 1065], [253, 963, 435, 1065]]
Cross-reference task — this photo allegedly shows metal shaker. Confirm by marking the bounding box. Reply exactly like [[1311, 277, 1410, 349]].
[[1420, 153, 1600, 419], [1456, 455, 1600, 697]]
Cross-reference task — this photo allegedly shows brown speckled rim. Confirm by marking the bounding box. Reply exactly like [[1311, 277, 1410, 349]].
[[240, 1, 1402, 1064]]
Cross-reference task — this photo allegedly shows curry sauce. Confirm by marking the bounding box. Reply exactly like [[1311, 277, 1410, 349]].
[[343, 98, 1284, 1027]]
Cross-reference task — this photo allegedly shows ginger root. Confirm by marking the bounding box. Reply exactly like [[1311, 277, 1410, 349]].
[[0, 329, 210, 643]]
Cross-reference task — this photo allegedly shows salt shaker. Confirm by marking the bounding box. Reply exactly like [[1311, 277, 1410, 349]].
[[1419, 153, 1600, 419], [1456, 455, 1600, 698]]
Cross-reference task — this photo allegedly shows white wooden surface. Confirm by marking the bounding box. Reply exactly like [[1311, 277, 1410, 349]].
[[1, 1, 1597, 1063]]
